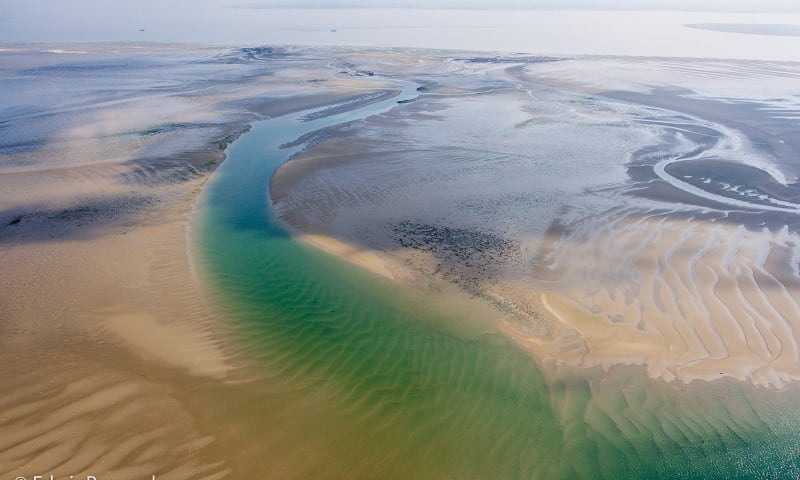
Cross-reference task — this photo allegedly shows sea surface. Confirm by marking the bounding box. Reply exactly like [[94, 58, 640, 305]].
[[193, 76, 800, 478], [3, 6, 800, 61]]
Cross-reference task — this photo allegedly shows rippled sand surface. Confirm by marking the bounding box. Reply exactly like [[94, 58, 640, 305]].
[[207, 50, 800, 477], [5, 44, 800, 478], [273, 53, 800, 387], [199, 96, 800, 476], [0, 348, 233, 480], [0, 44, 408, 478]]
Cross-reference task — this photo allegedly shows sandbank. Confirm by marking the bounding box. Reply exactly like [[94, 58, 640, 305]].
[[270, 53, 800, 388]]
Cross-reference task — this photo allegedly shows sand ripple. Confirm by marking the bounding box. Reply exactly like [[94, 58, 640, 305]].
[[528, 206, 800, 387], [0, 351, 229, 480], [513, 98, 800, 387]]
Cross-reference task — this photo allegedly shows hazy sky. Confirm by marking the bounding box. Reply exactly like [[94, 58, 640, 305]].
[[243, 0, 800, 12], [3, 0, 800, 60], [5, 0, 800, 12]]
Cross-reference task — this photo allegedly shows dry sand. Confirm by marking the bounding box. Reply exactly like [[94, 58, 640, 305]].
[[0, 43, 407, 478], [0, 154, 236, 478], [512, 211, 800, 387]]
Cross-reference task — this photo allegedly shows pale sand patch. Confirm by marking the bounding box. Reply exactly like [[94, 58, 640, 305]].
[[0, 171, 233, 378], [422, 86, 475, 95], [323, 78, 395, 90], [298, 233, 400, 282], [513, 212, 800, 387], [296, 233, 504, 339], [101, 312, 231, 379]]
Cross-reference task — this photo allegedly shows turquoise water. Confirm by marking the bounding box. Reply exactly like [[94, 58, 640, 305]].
[[194, 83, 800, 479]]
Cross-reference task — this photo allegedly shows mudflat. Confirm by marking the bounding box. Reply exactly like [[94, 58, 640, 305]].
[[271, 52, 800, 387], [4, 43, 800, 479]]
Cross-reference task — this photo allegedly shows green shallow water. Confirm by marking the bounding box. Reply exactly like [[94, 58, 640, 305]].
[[194, 83, 800, 479]]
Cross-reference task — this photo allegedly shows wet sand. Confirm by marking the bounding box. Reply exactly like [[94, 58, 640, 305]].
[[271, 53, 800, 387], [5, 42, 800, 478], [0, 44, 405, 478]]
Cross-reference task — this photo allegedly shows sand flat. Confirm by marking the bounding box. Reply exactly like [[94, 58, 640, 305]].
[[0, 43, 413, 478], [5, 42, 800, 478], [271, 52, 800, 387]]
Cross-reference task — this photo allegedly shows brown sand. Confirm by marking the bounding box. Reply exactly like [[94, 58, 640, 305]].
[[0, 43, 409, 478], [0, 170, 235, 478], [6, 43, 799, 478]]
